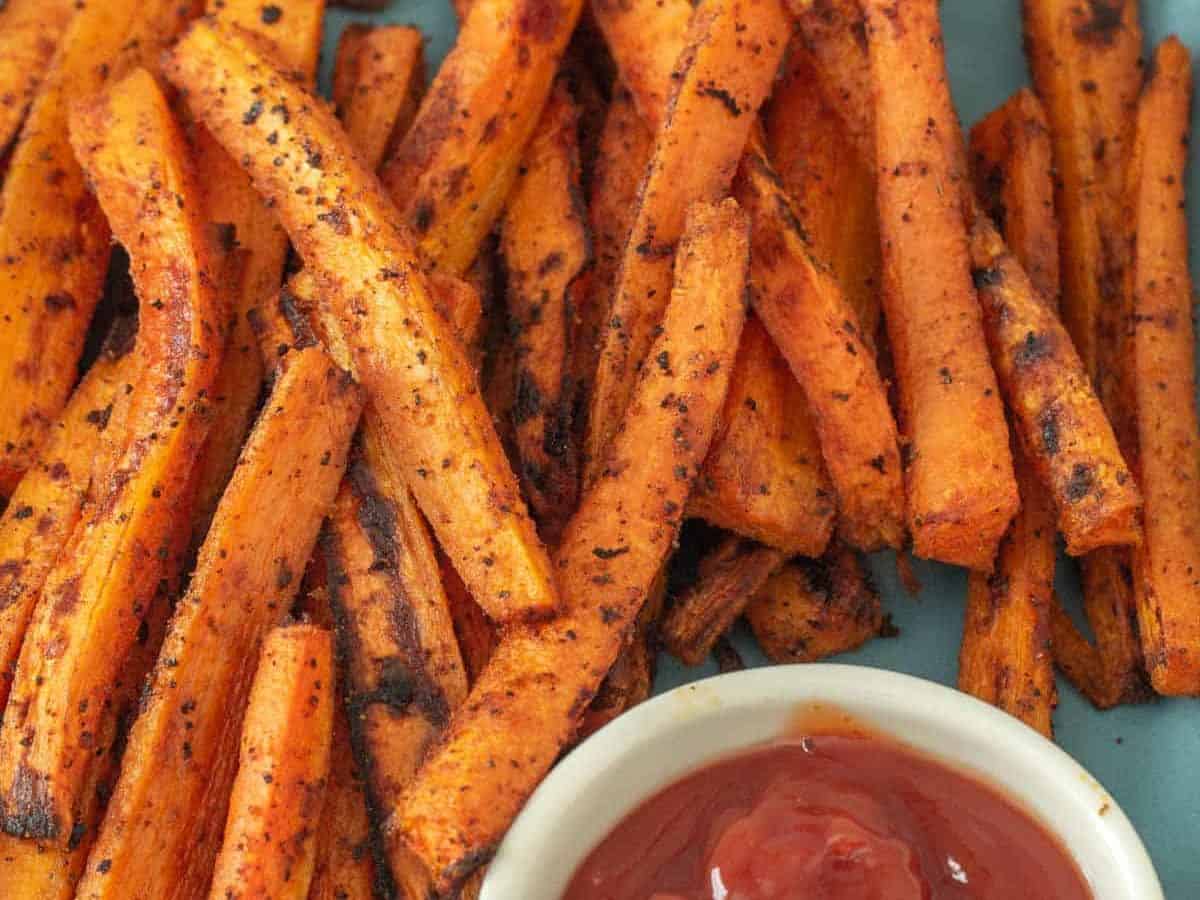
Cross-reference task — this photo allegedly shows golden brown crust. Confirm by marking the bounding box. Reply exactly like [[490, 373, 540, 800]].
[[588, 0, 690, 129], [0, 0, 76, 154]]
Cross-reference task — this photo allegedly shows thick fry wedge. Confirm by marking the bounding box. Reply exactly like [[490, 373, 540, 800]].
[[394, 200, 749, 893], [745, 544, 883, 664], [379, 0, 584, 274], [0, 69, 223, 839], [501, 84, 590, 541], [1022, 0, 1142, 379], [736, 136, 904, 551], [588, 0, 690, 128], [74, 347, 362, 900], [0, 0, 201, 496], [166, 21, 559, 625], [766, 45, 881, 346], [688, 317, 835, 557], [209, 625, 334, 900], [0, 0, 76, 154], [191, 0, 328, 540], [332, 25, 425, 173], [1125, 38, 1200, 696], [970, 89, 1061, 305], [794, 0, 873, 166], [864, 0, 1017, 569], [584, 0, 788, 477], [662, 537, 786, 666], [969, 212, 1140, 555]]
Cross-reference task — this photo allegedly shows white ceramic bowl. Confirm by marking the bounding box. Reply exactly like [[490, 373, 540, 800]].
[[481, 664, 1162, 900]]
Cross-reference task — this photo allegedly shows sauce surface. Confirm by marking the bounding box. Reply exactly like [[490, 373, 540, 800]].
[[563, 732, 1092, 900]]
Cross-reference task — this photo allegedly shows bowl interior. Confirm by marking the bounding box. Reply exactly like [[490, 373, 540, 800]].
[[481, 665, 1161, 900]]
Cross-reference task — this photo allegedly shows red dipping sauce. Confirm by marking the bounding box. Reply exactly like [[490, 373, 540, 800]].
[[564, 729, 1092, 900]]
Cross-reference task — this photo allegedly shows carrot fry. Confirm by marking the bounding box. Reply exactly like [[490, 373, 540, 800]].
[[745, 544, 883, 664], [688, 317, 835, 557], [766, 44, 882, 346], [0, 0, 76, 154], [208, 625, 334, 900], [394, 200, 749, 893], [1125, 38, 1200, 696], [0, 0, 201, 496], [378, 0, 584, 275], [863, 0, 1017, 569], [331, 25, 425, 173], [0, 68, 223, 838], [588, 0, 691, 128], [74, 347, 362, 900], [584, 0, 788, 477], [969, 212, 1140, 555], [165, 21, 560, 625], [736, 135, 904, 550], [662, 537, 786, 666], [501, 83, 590, 541]]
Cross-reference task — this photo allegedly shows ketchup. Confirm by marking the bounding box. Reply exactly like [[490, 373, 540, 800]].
[[564, 731, 1092, 900]]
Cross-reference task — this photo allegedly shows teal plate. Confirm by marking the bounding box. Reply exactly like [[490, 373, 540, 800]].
[[320, 2, 1200, 895]]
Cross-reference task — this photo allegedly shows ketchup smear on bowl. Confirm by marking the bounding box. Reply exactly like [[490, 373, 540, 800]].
[[563, 727, 1091, 900]]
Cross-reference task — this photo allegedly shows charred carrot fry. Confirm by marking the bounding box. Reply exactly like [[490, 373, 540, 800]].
[[0, 0, 76, 154], [165, 20, 560, 625], [1125, 38, 1200, 696], [394, 200, 749, 893], [208, 625, 335, 900], [863, 0, 1018, 569]]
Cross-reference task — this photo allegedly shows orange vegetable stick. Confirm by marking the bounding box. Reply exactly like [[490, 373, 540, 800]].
[[863, 0, 1018, 569], [208, 625, 334, 900], [1125, 38, 1200, 696], [0, 0, 76, 154], [165, 20, 559, 625], [394, 200, 748, 893], [588, 0, 691, 128]]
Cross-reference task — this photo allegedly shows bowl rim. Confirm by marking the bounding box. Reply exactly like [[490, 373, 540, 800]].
[[481, 663, 1162, 900]]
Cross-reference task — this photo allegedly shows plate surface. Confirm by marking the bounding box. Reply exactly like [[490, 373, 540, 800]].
[[319, 2, 1200, 895]]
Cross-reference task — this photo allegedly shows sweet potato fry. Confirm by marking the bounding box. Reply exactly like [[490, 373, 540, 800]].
[[968, 212, 1141, 555], [766, 45, 882, 346], [74, 347, 362, 900], [394, 200, 749, 893], [501, 84, 590, 541], [662, 537, 786, 666], [970, 89, 1061, 306], [208, 625, 334, 900], [736, 135, 904, 551], [688, 317, 835, 557], [0, 68, 223, 839], [190, 0, 328, 540], [745, 544, 883, 664], [863, 0, 1017, 570], [1124, 38, 1200, 696], [1022, 0, 1142, 379], [331, 25, 425, 173], [441, 553, 498, 687], [166, 21, 560, 625], [378, 0, 584, 275], [587, 0, 690, 128], [0, 0, 76, 155], [0, 0, 201, 496], [584, 0, 788, 477]]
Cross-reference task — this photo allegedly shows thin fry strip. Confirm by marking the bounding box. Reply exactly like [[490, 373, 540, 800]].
[[0, 69, 223, 838], [737, 135, 904, 550], [969, 212, 1140, 555], [378, 0, 584, 274], [584, 0, 788, 477], [208, 625, 335, 900], [501, 83, 590, 541], [662, 537, 786, 666], [395, 199, 749, 893], [442, 553, 497, 687], [74, 347, 362, 900], [0, 0, 201, 496], [745, 544, 883, 664], [166, 21, 560, 625], [0, 0, 76, 154], [1125, 38, 1200, 696], [688, 316, 835, 557], [331, 25, 425, 173], [864, 0, 1017, 569]]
